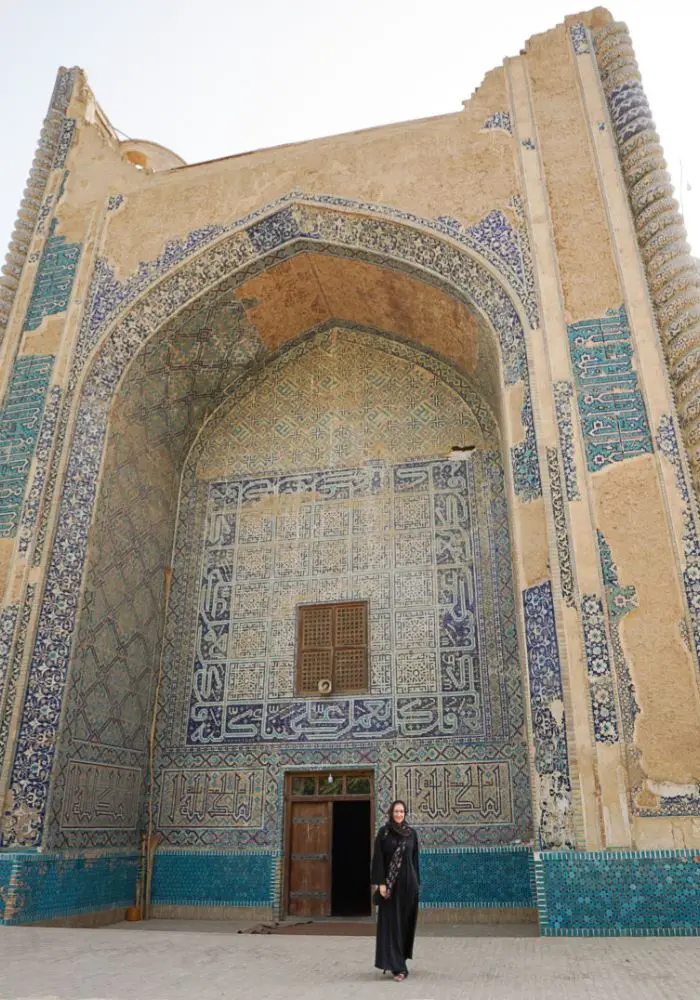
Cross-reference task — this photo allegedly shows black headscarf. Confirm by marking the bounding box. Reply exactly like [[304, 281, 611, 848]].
[[386, 799, 412, 838]]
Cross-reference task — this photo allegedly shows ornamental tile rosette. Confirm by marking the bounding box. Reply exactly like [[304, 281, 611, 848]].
[[594, 22, 700, 488]]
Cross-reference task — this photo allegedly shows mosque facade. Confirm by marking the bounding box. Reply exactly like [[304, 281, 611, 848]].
[[1, 8, 700, 934]]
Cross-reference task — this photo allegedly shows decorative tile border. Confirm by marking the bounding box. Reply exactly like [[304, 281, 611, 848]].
[[657, 415, 700, 666], [522, 581, 574, 850], [552, 381, 580, 501], [0, 585, 35, 780], [17, 385, 61, 556], [0, 355, 54, 538], [546, 448, 575, 608], [580, 594, 619, 743], [567, 307, 653, 473]]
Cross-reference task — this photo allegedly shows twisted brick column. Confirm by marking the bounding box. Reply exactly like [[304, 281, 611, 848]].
[[0, 68, 78, 343], [594, 23, 700, 493]]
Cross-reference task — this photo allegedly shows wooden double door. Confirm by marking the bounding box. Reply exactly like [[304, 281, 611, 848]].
[[285, 771, 373, 918]]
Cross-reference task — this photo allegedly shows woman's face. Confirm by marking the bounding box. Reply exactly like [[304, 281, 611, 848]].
[[392, 802, 406, 824]]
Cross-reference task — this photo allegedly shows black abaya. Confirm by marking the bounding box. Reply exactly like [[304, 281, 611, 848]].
[[370, 825, 420, 974]]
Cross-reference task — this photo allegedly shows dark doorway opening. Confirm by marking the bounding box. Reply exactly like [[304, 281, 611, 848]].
[[331, 800, 371, 916]]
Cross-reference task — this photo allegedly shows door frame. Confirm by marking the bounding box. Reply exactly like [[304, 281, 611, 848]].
[[282, 768, 376, 918]]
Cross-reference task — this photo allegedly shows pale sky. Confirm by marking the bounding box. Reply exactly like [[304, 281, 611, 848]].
[[1, 0, 698, 273]]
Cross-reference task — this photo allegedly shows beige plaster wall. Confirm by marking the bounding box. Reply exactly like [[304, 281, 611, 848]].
[[526, 19, 621, 322]]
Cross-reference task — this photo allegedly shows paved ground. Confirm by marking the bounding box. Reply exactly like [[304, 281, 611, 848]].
[[1, 921, 698, 1000]]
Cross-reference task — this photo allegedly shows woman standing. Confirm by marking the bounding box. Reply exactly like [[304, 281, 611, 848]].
[[370, 800, 420, 982]]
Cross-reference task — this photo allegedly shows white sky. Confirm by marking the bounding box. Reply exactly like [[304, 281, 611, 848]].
[[1, 0, 698, 269]]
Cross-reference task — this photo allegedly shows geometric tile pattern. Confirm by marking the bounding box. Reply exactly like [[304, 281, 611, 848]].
[[580, 594, 619, 744], [23, 220, 81, 332], [148, 336, 531, 869], [420, 845, 534, 908], [522, 581, 574, 850], [567, 306, 653, 472], [0, 355, 54, 537], [536, 850, 700, 936], [151, 850, 274, 908], [197, 330, 490, 478], [8, 196, 539, 850]]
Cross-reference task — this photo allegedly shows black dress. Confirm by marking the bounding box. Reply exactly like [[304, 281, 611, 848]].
[[370, 825, 420, 974]]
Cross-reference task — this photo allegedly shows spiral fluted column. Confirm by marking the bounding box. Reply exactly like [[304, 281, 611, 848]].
[[0, 68, 78, 343], [594, 23, 700, 494]]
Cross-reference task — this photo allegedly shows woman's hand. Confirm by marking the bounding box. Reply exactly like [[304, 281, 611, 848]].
[[379, 884, 388, 898]]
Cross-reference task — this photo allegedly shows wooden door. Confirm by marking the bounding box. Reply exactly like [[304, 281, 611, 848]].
[[288, 801, 331, 916]]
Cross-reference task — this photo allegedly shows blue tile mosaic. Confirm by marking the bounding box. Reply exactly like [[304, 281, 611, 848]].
[[151, 850, 274, 907], [0, 850, 137, 924], [536, 850, 700, 936], [23, 220, 81, 332], [580, 595, 619, 744], [522, 582, 574, 850], [481, 112, 512, 135], [0, 355, 54, 538], [569, 22, 590, 55], [10, 196, 540, 848], [567, 306, 653, 472], [420, 846, 534, 908], [552, 381, 580, 501], [596, 530, 639, 744]]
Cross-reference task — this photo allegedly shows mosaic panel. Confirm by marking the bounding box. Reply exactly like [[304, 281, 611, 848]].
[[23, 221, 81, 332], [181, 455, 517, 752], [0, 355, 53, 538], [158, 768, 265, 829], [395, 762, 513, 825], [567, 306, 653, 472], [59, 761, 141, 830], [522, 582, 574, 850], [536, 850, 700, 936]]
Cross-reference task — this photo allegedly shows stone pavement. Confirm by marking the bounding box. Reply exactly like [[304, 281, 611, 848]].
[[0, 921, 698, 1000]]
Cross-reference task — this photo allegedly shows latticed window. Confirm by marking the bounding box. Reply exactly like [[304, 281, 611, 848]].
[[296, 601, 369, 695]]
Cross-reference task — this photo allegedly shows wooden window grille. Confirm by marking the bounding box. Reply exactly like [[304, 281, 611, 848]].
[[296, 601, 368, 695]]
